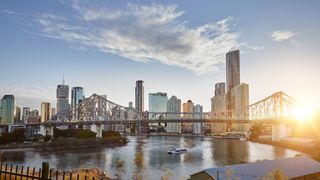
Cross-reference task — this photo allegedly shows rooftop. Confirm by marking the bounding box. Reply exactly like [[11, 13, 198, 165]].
[[194, 156, 320, 180]]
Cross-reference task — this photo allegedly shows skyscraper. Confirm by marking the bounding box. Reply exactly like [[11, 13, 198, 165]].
[[57, 83, 70, 114], [182, 100, 194, 133], [193, 104, 203, 134], [148, 92, 168, 112], [148, 92, 168, 129], [231, 83, 249, 119], [167, 96, 181, 133], [135, 80, 144, 112], [226, 50, 240, 111], [71, 87, 85, 120], [22, 107, 31, 123], [211, 82, 227, 113], [15, 106, 21, 124], [51, 108, 56, 118], [0, 95, 16, 125], [41, 102, 51, 122]]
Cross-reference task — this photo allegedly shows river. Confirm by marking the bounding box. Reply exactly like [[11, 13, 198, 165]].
[[0, 136, 302, 179]]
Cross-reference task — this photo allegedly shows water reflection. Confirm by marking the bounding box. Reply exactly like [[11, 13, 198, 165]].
[[0, 136, 301, 179]]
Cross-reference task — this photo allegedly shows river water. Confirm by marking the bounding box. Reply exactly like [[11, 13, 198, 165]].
[[0, 136, 301, 179]]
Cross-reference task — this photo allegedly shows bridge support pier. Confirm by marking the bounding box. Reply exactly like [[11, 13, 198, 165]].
[[39, 125, 54, 138], [91, 124, 104, 138], [272, 124, 290, 141]]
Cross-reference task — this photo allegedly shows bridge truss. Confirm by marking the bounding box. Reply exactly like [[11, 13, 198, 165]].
[[47, 91, 299, 125]]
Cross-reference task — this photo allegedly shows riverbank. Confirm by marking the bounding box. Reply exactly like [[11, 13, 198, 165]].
[[0, 136, 128, 151]]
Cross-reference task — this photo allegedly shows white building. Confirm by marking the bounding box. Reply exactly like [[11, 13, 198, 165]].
[[166, 96, 181, 134], [193, 104, 203, 134]]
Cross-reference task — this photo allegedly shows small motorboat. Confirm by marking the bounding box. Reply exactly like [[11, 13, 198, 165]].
[[168, 148, 188, 154]]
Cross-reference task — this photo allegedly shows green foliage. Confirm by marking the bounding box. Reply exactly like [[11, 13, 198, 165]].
[[44, 135, 52, 142], [0, 128, 25, 144], [76, 129, 97, 139], [53, 128, 96, 139], [11, 128, 25, 142], [102, 131, 121, 138], [250, 123, 264, 140]]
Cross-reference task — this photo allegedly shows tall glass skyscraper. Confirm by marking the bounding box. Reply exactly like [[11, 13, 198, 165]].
[[71, 87, 85, 120], [148, 92, 168, 112], [56, 84, 70, 114], [226, 50, 240, 111], [135, 80, 144, 112], [0, 95, 16, 125]]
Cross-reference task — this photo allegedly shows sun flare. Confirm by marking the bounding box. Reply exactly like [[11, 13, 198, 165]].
[[292, 105, 314, 121]]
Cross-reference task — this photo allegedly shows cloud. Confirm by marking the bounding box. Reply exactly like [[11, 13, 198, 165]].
[[35, 2, 240, 74], [0, 82, 55, 109], [271, 31, 298, 42]]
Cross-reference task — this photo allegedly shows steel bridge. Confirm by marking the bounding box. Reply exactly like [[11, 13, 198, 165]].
[[0, 91, 300, 127], [40, 91, 297, 125]]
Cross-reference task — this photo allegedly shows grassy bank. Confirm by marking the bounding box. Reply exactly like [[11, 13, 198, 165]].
[[0, 129, 128, 151]]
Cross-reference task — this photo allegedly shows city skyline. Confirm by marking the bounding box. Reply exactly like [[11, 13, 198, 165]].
[[1, 0, 320, 111]]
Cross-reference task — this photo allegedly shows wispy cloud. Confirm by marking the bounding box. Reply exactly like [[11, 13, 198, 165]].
[[271, 31, 298, 42], [34, 2, 241, 74], [0, 82, 55, 109]]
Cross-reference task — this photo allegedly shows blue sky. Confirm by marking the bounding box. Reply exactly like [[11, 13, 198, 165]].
[[1, 0, 320, 111]]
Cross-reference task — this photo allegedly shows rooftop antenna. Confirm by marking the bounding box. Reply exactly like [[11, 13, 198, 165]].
[[63, 74, 65, 85]]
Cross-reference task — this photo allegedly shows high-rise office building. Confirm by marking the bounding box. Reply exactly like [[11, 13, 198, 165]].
[[211, 82, 227, 113], [135, 80, 144, 112], [167, 96, 181, 133], [182, 100, 194, 133], [215, 82, 226, 96], [15, 106, 21, 124], [226, 50, 240, 111], [0, 95, 16, 125], [71, 87, 85, 120], [149, 92, 168, 128], [231, 83, 249, 119], [41, 102, 51, 122], [57, 83, 70, 114], [22, 107, 31, 123], [51, 108, 56, 118], [193, 104, 203, 134], [148, 92, 168, 112]]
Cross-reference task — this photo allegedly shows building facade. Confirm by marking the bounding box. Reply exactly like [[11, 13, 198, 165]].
[[148, 92, 168, 112], [57, 84, 70, 114], [135, 80, 144, 112], [148, 92, 168, 129], [41, 102, 51, 122], [211, 82, 227, 113], [166, 96, 181, 133], [182, 100, 194, 133], [0, 95, 16, 125], [193, 104, 203, 134], [15, 106, 21, 124], [231, 83, 249, 119], [71, 87, 85, 120], [226, 50, 240, 111], [22, 107, 31, 123]]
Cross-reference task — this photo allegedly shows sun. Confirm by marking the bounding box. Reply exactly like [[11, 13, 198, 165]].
[[292, 105, 314, 121]]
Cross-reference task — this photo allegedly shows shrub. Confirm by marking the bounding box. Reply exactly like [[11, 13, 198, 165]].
[[102, 131, 121, 138]]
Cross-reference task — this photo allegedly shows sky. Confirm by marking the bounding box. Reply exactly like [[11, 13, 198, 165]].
[[0, 0, 320, 111]]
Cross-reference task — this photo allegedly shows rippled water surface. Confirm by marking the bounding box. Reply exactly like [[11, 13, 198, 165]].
[[1, 136, 301, 179]]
